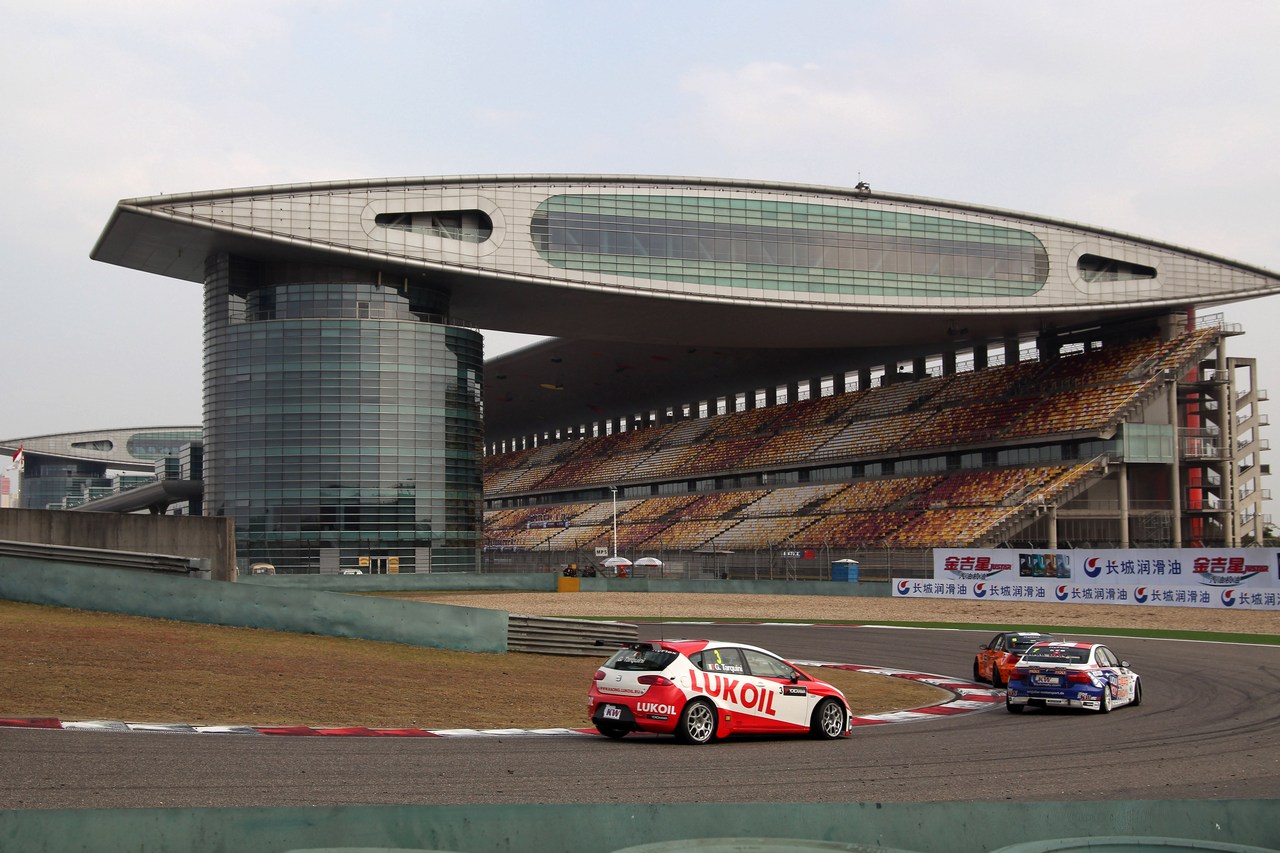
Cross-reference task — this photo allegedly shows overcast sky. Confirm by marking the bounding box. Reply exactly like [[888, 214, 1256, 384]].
[[2, 1, 1278, 450]]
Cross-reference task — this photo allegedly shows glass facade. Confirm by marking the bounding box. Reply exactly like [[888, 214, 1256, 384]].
[[126, 430, 203, 458], [531, 195, 1048, 298], [202, 254, 484, 574], [23, 463, 109, 511]]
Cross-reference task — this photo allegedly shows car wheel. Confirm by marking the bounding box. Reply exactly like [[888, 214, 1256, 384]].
[[1005, 698, 1024, 713], [810, 698, 846, 739], [676, 699, 717, 745], [1131, 679, 1142, 707], [1098, 684, 1113, 713], [990, 666, 1004, 688], [973, 660, 983, 682], [596, 724, 628, 739]]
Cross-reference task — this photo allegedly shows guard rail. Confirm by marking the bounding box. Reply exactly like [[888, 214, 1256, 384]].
[[507, 614, 637, 656], [0, 539, 210, 577]]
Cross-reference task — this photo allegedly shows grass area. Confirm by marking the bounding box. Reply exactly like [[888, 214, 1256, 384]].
[[0, 600, 941, 728]]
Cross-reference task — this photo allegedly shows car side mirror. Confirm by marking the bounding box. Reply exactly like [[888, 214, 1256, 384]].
[[1120, 660, 1129, 668]]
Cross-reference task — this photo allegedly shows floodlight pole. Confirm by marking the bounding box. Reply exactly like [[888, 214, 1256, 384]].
[[610, 485, 618, 558]]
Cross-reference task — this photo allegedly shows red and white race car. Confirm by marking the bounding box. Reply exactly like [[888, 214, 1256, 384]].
[[588, 639, 852, 744]]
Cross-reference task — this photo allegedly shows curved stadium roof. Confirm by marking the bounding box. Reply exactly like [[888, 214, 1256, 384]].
[[0, 427, 201, 470], [91, 174, 1280, 349], [90, 175, 1280, 437]]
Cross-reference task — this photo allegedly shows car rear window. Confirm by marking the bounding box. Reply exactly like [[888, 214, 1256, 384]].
[[603, 646, 679, 672], [1021, 647, 1089, 664]]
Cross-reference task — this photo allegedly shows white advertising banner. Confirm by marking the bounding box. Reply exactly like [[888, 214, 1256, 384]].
[[891, 548, 1280, 610]]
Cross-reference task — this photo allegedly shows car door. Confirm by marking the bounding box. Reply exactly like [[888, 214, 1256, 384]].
[[739, 648, 813, 732], [1095, 646, 1134, 702], [980, 633, 1006, 680]]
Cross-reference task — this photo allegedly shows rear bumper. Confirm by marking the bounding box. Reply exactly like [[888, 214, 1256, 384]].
[[1007, 685, 1103, 710], [588, 684, 684, 735]]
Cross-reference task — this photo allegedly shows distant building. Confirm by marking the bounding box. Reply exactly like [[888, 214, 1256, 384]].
[[0, 428, 201, 513]]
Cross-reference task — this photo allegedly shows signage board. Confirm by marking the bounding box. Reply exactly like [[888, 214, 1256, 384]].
[[891, 548, 1280, 610]]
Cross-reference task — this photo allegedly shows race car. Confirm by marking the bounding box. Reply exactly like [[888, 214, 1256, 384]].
[[1005, 641, 1142, 713], [588, 639, 852, 744], [973, 631, 1056, 687]]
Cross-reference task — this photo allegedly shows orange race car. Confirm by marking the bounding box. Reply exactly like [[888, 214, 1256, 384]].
[[974, 631, 1056, 687]]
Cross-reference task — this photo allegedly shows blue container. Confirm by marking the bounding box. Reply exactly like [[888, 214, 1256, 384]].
[[831, 560, 860, 582]]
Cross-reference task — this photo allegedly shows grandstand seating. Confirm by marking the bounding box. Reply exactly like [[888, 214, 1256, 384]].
[[482, 326, 1219, 556]]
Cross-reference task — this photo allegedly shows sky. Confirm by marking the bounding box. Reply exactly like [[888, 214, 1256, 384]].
[[2, 1, 1278, 455]]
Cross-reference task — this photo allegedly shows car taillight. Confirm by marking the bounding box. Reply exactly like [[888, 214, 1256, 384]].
[[638, 674, 673, 686], [593, 670, 607, 681], [1012, 667, 1029, 680], [1067, 671, 1094, 683]]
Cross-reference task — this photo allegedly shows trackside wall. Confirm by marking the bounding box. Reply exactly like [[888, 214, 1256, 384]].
[[0, 799, 1273, 853], [238, 571, 559, 592], [239, 571, 892, 597], [0, 559, 506, 653], [0, 508, 237, 581]]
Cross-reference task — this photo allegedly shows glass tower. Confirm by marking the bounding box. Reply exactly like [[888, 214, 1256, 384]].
[[202, 254, 484, 574]]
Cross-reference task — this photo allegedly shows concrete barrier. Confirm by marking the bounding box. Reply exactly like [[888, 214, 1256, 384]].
[[576, 577, 893, 597], [240, 571, 889, 599], [0, 799, 1273, 853], [240, 571, 558, 593], [0, 507, 236, 581], [0, 558, 507, 653]]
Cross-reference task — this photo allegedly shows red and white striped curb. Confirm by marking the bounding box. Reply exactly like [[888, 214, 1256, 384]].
[[808, 663, 1004, 726], [0, 664, 1001, 737]]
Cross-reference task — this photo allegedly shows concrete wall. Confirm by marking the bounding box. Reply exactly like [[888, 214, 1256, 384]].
[[0, 558, 507, 653], [0, 507, 236, 581], [578, 576, 892, 597], [0, 799, 1274, 853], [241, 571, 890, 598], [239, 570, 559, 593]]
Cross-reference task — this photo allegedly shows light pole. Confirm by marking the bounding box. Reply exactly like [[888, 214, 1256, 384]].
[[610, 485, 618, 558]]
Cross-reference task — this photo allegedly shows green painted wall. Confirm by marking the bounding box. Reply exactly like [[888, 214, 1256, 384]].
[[0, 558, 506, 653], [0, 799, 1274, 853], [578, 577, 891, 597], [239, 571, 889, 598], [239, 571, 557, 593]]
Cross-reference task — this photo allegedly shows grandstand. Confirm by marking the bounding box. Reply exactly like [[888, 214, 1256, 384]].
[[484, 318, 1268, 579]]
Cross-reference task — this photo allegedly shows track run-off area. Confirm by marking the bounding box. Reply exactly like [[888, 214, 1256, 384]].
[[2, 621, 1277, 809]]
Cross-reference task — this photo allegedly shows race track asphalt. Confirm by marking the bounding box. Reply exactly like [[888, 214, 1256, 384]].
[[1, 624, 1277, 808]]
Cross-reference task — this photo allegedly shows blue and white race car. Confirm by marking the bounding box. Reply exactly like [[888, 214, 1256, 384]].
[[1006, 641, 1142, 713]]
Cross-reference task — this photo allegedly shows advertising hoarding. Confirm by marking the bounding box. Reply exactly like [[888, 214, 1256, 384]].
[[891, 548, 1280, 610]]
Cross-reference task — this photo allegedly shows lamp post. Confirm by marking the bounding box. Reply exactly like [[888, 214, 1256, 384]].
[[610, 485, 618, 558]]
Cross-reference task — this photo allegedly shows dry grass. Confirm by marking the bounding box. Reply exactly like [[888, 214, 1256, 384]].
[[0, 600, 940, 728]]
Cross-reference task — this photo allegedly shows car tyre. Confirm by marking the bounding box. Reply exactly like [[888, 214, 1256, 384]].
[[596, 724, 628, 739], [1005, 698, 1024, 713], [1098, 684, 1113, 713], [676, 699, 717, 745], [1131, 679, 1142, 707], [810, 698, 846, 739], [973, 660, 983, 682], [990, 666, 1004, 688]]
